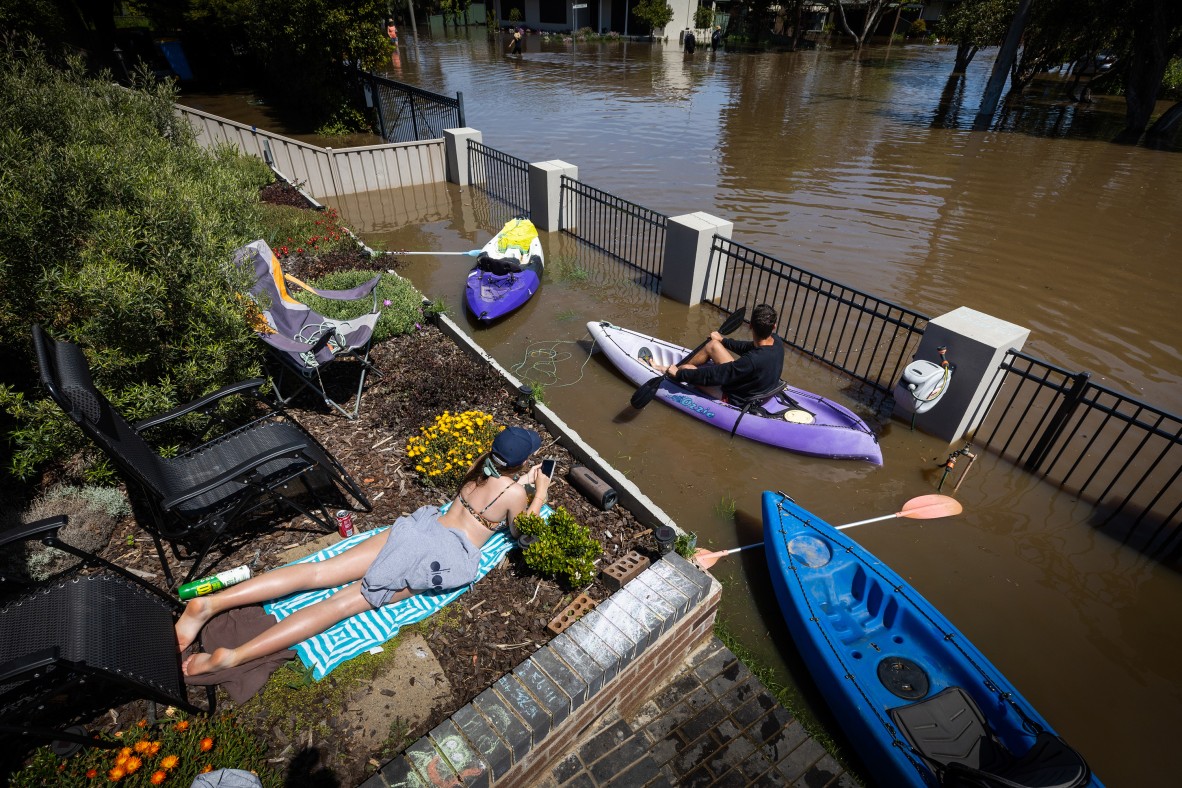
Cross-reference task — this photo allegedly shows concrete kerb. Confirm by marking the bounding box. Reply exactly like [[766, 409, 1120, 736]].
[[431, 310, 682, 535]]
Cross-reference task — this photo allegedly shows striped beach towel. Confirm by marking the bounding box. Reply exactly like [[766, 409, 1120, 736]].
[[264, 504, 548, 679]]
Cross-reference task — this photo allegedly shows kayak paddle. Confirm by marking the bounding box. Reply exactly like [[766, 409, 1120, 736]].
[[385, 249, 483, 256], [629, 307, 747, 410], [691, 494, 964, 569]]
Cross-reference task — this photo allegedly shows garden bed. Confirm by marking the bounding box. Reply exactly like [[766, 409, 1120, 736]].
[[10, 184, 658, 786]]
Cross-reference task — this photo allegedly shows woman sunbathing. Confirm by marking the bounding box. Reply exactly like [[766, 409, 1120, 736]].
[[176, 426, 550, 677]]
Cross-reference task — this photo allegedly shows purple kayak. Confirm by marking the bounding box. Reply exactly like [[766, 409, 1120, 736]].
[[465, 218, 544, 323], [588, 320, 882, 464]]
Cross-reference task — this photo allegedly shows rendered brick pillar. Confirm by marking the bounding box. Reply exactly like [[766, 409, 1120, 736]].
[[443, 127, 482, 187], [660, 212, 733, 306], [528, 160, 578, 233], [893, 307, 1030, 443]]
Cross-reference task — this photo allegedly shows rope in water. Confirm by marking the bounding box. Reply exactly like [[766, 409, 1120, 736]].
[[509, 333, 597, 389]]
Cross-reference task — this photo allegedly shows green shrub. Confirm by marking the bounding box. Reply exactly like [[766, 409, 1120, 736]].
[[694, 6, 714, 31], [0, 39, 275, 482], [295, 270, 426, 342], [515, 506, 600, 589], [908, 19, 927, 37]]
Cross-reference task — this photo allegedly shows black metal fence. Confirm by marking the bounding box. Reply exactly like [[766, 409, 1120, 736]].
[[366, 74, 464, 143], [705, 236, 929, 395], [468, 141, 530, 218], [971, 350, 1182, 552], [559, 176, 668, 285]]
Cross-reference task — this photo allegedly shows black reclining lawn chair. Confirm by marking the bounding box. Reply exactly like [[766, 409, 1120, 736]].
[[234, 238, 383, 419], [32, 324, 371, 588], [0, 515, 213, 761]]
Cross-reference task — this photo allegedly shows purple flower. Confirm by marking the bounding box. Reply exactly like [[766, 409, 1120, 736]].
[[383, 299, 392, 306], [415, 322, 422, 330]]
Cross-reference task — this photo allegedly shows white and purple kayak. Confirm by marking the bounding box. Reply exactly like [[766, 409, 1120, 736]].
[[588, 321, 883, 464], [465, 218, 544, 323]]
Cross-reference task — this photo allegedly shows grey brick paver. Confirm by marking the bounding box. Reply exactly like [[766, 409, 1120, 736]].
[[535, 638, 854, 788]]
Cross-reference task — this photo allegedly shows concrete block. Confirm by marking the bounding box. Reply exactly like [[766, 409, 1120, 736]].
[[443, 127, 481, 187], [473, 688, 533, 764], [513, 658, 572, 725], [893, 306, 1030, 443], [633, 568, 692, 618], [660, 212, 734, 306], [652, 555, 714, 605], [550, 632, 609, 695], [452, 704, 513, 779], [591, 595, 648, 657], [606, 584, 664, 648], [567, 619, 622, 685], [493, 673, 553, 745], [622, 576, 679, 634], [533, 648, 590, 711], [528, 160, 577, 232], [579, 607, 640, 665]]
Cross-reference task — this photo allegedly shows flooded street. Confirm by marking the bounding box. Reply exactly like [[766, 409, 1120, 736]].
[[186, 32, 1182, 785]]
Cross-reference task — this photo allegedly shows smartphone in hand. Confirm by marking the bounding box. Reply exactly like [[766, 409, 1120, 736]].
[[540, 458, 557, 479]]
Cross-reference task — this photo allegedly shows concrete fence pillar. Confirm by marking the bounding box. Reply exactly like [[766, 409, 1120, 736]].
[[528, 160, 578, 232], [659, 213, 733, 306], [443, 127, 482, 187], [893, 306, 1030, 443]]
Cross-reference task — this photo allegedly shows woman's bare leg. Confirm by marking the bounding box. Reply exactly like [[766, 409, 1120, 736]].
[[182, 583, 414, 676], [175, 530, 390, 652]]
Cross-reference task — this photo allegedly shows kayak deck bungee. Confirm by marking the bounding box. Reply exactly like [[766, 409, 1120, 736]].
[[587, 320, 882, 463], [465, 218, 544, 322], [762, 491, 1098, 788]]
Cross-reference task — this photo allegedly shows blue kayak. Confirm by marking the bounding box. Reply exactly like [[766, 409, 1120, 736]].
[[762, 491, 1099, 787]]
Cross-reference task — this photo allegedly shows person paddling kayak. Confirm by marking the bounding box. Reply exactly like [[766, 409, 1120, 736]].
[[646, 303, 784, 403]]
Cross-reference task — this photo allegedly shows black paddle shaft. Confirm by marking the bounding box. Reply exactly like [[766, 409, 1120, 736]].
[[630, 308, 747, 410]]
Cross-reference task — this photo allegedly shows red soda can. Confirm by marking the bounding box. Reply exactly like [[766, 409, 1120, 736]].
[[334, 510, 355, 538]]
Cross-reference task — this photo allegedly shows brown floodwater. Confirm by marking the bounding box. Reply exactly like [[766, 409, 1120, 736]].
[[197, 32, 1182, 785]]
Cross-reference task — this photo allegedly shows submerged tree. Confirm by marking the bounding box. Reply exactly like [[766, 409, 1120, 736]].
[[830, 0, 892, 50], [940, 0, 1014, 73]]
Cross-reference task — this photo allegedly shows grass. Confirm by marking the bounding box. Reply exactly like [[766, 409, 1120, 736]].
[[549, 255, 590, 283], [713, 494, 737, 520], [556, 308, 579, 321]]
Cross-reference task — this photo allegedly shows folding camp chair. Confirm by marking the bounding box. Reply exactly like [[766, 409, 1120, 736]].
[[233, 239, 383, 419], [32, 324, 371, 588], [0, 515, 213, 758]]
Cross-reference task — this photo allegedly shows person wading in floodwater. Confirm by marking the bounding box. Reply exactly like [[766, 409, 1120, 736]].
[[508, 27, 523, 55]]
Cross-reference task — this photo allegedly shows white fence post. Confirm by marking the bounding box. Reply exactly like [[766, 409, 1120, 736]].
[[444, 127, 482, 186], [893, 307, 1030, 443], [529, 160, 578, 232], [660, 212, 733, 306]]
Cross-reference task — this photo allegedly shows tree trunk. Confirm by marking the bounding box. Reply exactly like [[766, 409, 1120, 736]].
[[973, 0, 1032, 131], [953, 43, 978, 74], [833, 2, 860, 48]]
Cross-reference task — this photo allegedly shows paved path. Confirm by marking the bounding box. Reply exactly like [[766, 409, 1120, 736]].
[[536, 638, 860, 787]]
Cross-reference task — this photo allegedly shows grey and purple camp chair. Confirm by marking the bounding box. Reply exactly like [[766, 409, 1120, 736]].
[[234, 239, 382, 419]]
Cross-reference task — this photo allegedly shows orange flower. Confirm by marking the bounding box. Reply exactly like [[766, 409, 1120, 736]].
[[150, 771, 168, 785], [119, 747, 133, 758], [199, 737, 214, 752], [148, 742, 162, 756], [115, 754, 129, 767], [135, 741, 151, 754], [173, 720, 190, 732], [160, 755, 179, 770], [108, 766, 126, 781], [137, 719, 148, 728], [86, 768, 98, 778], [199, 764, 213, 773], [124, 756, 142, 774]]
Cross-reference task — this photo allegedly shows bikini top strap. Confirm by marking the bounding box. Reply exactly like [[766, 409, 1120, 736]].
[[458, 481, 518, 528]]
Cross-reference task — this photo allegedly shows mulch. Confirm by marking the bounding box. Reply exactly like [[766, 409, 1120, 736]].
[[40, 182, 659, 785]]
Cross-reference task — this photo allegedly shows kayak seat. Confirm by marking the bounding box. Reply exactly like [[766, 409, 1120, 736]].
[[729, 380, 789, 416], [890, 687, 1091, 788], [476, 253, 523, 275]]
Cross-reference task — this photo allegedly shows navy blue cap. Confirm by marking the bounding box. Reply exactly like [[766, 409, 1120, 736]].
[[491, 426, 542, 467]]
